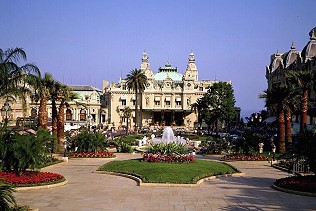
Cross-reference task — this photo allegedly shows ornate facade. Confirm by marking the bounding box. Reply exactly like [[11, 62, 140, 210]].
[[266, 27, 316, 125], [103, 52, 220, 129]]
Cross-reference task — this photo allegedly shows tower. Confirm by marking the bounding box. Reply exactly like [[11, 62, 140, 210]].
[[183, 52, 198, 81], [140, 51, 154, 79]]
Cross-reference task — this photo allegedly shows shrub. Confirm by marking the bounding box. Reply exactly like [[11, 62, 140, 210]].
[[0, 127, 49, 175], [73, 129, 106, 152], [147, 142, 188, 155], [68, 151, 114, 158], [0, 182, 16, 210], [117, 142, 133, 153]]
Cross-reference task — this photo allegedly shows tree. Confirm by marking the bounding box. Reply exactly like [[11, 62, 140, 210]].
[[50, 81, 62, 152], [57, 85, 79, 152], [191, 97, 206, 129], [125, 68, 147, 132], [31, 73, 54, 129], [122, 106, 132, 135], [286, 69, 315, 131], [0, 48, 39, 98], [260, 84, 299, 153], [205, 82, 236, 133], [0, 48, 40, 123]]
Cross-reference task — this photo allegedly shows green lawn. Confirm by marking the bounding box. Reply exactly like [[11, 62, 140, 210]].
[[98, 159, 239, 184]]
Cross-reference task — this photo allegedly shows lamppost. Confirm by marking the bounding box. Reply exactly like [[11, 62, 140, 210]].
[[1, 101, 12, 125], [87, 116, 91, 131]]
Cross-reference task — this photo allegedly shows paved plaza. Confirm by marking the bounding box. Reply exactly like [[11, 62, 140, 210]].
[[14, 153, 316, 211]]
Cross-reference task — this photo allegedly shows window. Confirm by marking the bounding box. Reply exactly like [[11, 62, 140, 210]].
[[165, 101, 170, 106], [80, 109, 86, 121], [176, 101, 181, 106], [30, 108, 37, 118], [155, 101, 160, 106], [132, 100, 136, 106], [66, 109, 72, 121], [199, 87, 203, 91], [121, 99, 126, 106]]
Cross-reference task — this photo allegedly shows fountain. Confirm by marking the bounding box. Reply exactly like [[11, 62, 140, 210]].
[[152, 126, 187, 145]]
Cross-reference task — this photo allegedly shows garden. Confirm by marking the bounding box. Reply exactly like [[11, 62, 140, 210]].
[[0, 126, 66, 210], [1, 123, 316, 210]]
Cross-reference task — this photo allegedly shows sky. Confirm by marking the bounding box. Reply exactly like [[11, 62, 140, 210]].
[[1, 0, 316, 118]]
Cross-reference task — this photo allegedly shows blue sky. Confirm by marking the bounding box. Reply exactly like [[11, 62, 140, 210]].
[[1, 0, 315, 117]]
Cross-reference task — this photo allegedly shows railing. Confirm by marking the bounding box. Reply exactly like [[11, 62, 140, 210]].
[[275, 156, 311, 174], [292, 157, 310, 174]]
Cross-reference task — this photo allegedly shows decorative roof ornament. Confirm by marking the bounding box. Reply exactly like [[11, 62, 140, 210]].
[[291, 41, 296, 50], [189, 51, 195, 62], [309, 27, 316, 41], [166, 61, 171, 67], [142, 51, 149, 61]]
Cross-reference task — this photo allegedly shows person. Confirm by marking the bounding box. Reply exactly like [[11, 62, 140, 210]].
[[270, 138, 276, 161], [258, 142, 264, 154], [63, 140, 68, 157]]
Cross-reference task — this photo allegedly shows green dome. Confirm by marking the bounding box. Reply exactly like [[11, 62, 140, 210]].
[[154, 61, 183, 81], [154, 72, 183, 81]]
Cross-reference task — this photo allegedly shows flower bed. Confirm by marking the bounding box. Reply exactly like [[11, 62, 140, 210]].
[[143, 153, 194, 163], [68, 151, 115, 158], [221, 154, 268, 161], [0, 171, 65, 187], [275, 175, 316, 193]]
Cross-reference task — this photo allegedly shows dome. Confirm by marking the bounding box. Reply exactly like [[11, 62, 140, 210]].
[[282, 42, 300, 68], [154, 71, 183, 81], [154, 61, 183, 81], [302, 27, 316, 61], [269, 52, 283, 73]]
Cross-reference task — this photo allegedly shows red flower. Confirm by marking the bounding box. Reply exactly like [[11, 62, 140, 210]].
[[0, 171, 64, 186]]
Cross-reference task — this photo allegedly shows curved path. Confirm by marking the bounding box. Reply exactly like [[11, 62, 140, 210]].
[[14, 154, 315, 210]]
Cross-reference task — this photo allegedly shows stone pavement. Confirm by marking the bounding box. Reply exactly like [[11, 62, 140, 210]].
[[14, 153, 316, 211]]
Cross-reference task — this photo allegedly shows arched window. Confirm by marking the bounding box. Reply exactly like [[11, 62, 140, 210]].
[[66, 109, 72, 121], [80, 109, 86, 121], [30, 108, 37, 118]]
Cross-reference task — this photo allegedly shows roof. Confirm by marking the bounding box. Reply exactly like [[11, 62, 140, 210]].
[[282, 42, 300, 68], [302, 27, 316, 61], [154, 71, 183, 81], [69, 85, 102, 92], [154, 61, 183, 81]]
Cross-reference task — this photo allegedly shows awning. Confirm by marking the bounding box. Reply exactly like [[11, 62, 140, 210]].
[[176, 97, 181, 101], [120, 96, 127, 100], [154, 97, 160, 101], [165, 97, 171, 101], [263, 117, 276, 124]]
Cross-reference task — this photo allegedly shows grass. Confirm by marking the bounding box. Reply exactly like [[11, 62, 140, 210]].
[[98, 159, 239, 184]]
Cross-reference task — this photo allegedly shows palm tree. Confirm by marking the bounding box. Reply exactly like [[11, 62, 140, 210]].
[[30, 73, 54, 129], [0, 48, 40, 96], [49, 81, 62, 152], [286, 69, 315, 131], [126, 68, 147, 133], [260, 85, 297, 153], [191, 97, 206, 129], [57, 85, 79, 151], [0, 182, 16, 210], [122, 106, 132, 135], [0, 48, 40, 124]]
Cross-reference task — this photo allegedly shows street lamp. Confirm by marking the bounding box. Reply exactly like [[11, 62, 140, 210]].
[[1, 101, 12, 125], [87, 116, 91, 131]]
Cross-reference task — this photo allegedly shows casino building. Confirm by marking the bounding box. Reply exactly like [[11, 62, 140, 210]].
[[102, 52, 224, 129]]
